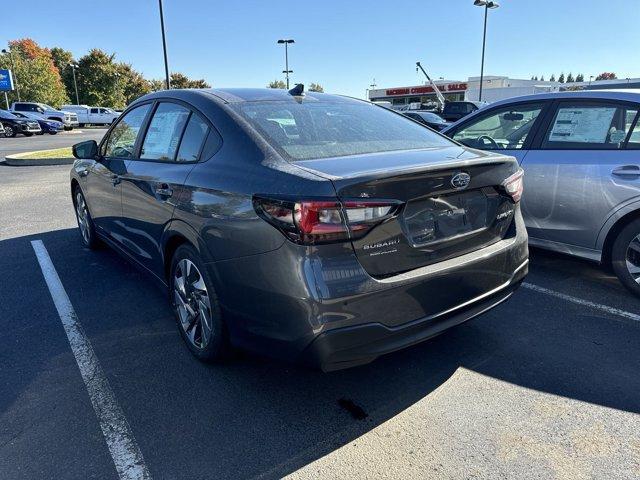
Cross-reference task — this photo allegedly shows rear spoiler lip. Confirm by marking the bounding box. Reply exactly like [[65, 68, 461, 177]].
[[292, 152, 517, 182]]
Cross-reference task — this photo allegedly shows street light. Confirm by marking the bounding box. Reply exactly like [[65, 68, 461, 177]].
[[277, 39, 295, 89], [2, 47, 20, 101], [158, 0, 171, 89], [69, 63, 80, 105], [473, 0, 499, 102]]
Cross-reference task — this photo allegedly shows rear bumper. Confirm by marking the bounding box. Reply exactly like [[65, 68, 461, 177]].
[[301, 260, 526, 371], [209, 208, 528, 368]]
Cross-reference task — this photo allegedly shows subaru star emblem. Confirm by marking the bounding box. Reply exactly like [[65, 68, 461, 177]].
[[451, 172, 471, 190]]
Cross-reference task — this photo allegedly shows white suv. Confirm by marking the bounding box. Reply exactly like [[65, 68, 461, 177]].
[[10, 102, 79, 130]]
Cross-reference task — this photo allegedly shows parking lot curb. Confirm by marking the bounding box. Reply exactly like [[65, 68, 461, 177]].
[[4, 155, 75, 166]]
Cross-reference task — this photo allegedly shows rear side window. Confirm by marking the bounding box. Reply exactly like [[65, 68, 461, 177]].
[[542, 102, 639, 150], [176, 113, 209, 162], [140, 103, 190, 161], [103, 103, 152, 158], [91, 108, 99, 114], [234, 101, 452, 161]]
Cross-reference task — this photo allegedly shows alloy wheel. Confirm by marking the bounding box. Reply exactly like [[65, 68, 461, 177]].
[[75, 191, 90, 243], [626, 233, 640, 285], [5, 125, 14, 137], [173, 259, 213, 349]]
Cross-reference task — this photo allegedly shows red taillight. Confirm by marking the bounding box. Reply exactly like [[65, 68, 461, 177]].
[[254, 197, 399, 245], [502, 169, 524, 203]]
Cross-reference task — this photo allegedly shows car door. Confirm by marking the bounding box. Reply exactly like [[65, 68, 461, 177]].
[[520, 99, 640, 249], [84, 103, 152, 242], [447, 100, 550, 166], [119, 100, 211, 276]]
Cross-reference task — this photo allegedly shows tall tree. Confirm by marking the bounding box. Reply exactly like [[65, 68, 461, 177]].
[[575, 73, 585, 82], [540, 75, 545, 81], [268, 80, 286, 89], [549, 74, 555, 82], [73, 49, 122, 106], [50, 47, 77, 101], [558, 72, 565, 83], [566, 72, 575, 83], [169, 72, 210, 89], [0, 39, 68, 106], [308, 83, 324, 93], [595, 72, 617, 81], [116, 63, 151, 107]]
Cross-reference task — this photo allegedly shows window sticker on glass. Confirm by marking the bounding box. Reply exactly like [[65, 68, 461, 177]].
[[548, 107, 616, 143]]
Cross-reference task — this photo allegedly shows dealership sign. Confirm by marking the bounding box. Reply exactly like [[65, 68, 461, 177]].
[[0, 69, 15, 92], [385, 83, 467, 96]]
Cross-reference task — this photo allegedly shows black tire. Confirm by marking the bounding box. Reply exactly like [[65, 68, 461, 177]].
[[49, 132, 58, 135], [169, 244, 230, 362], [3, 124, 16, 137], [73, 186, 100, 249], [611, 218, 640, 297], [79, 123, 85, 127], [23, 132, 33, 137], [36, 132, 44, 135]]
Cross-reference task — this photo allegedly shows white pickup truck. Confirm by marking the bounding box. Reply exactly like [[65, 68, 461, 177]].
[[60, 105, 120, 126], [10, 102, 79, 130]]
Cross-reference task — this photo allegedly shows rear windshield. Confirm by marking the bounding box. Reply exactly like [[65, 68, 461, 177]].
[[233, 100, 453, 161]]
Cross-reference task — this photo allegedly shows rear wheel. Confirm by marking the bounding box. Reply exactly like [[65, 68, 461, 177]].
[[170, 244, 230, 362], [23, 132, 33, 137], [73, 186, 99, 249], [612, 218, 640, 297]]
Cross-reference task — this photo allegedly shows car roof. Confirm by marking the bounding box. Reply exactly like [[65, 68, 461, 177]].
[[135, 87, 363, 106], [486, 89, 640, 108]]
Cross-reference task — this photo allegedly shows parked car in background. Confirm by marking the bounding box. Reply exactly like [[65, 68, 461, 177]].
[[10, 102, 79, 130], [442, 89, 640, 296], [61, 105, 120, 126], [441, 101, 486, 122], [0, 109, 42, 137], [0, 122, 5, 137], [12, 112, 64, 135], [403, 110, 450, 131], [69, 87, 528, 370]]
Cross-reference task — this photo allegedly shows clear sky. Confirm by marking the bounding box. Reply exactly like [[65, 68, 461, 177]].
[[3, 0, 639, 98]]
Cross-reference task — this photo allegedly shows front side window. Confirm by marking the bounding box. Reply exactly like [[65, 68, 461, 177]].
[[140, 103, 191, 161], [542, 102, 638, 150], [103, 104, 151, 158], [452, 103, 544, 150], [234, 100, 452, 161]]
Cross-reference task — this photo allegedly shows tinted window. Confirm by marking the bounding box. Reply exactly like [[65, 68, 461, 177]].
[[91, 108, 99, 114], [103, 104, 151, 158], [140, 103, 190, 161], [452, 103, 544, 150], [176, 113, 209, 162], [100, 108, 108, 114], [234, 101, 452, 161], [13, 104, 28, 111], [542, 102, 639, 150]]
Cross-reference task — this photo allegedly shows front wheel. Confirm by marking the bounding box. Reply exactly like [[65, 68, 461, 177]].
[[170, 244, 230, 362], [49, 132, 58, 135], [3, 124, 16, 137], [73, 186, 99, 249], [612, 218, 640, 297]]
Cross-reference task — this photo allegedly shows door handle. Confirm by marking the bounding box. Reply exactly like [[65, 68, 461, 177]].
[[110, 174, 121, 186], [155, 184, 173, 198], [612, 165, 640, 178]]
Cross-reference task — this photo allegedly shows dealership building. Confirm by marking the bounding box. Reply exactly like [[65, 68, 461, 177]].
[[368, 75, 640, 107]]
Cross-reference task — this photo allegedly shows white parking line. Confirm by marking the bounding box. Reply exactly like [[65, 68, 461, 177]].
[[522, 282, 640, 322], [31, 240, 151, 480]]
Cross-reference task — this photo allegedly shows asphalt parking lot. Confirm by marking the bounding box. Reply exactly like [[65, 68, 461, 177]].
[[1, 128, 107, 157], [1, 156, 639, 478]]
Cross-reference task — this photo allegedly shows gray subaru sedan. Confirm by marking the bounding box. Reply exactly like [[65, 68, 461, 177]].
[[70, 86, 528, 371]]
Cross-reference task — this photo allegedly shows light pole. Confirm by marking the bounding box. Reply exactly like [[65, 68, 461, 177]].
[[277, 39, 294, 89], [158, 0, 171, 89], [2, 47, 20, 101], [69, 63, 80, 104], [473, 0, 499, 102]]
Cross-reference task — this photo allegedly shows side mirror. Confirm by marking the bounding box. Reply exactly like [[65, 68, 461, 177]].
[[37, 107, 45, 114], [73, 140, 99, 159]]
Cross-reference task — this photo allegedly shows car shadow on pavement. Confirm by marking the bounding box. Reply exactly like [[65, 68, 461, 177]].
[[1, 228, 639, 479]]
